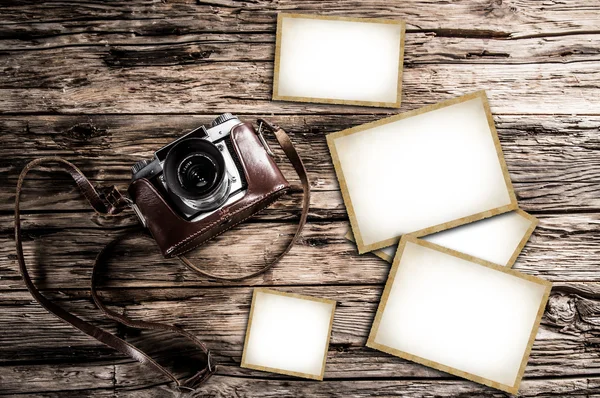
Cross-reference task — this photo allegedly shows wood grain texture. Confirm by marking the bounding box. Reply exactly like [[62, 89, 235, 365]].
[[1, 284, 599, 379], [1, 0, 600, 38], [1, 114, 599, 184], [2, 51, 600, 114], [2, 214, 600, 291], [2, 33, 599, 67], [2, 0, 600, 395], [1, 368, 599, 397]]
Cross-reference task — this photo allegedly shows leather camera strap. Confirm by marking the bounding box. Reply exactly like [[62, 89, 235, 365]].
[[14, 122, 309, 390], [177, 120, 311, 281], [14, 157, 216, 392]]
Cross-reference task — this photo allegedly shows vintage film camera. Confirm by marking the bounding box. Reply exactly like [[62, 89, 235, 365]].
[[131, 113, 256, 222], [127, 115, 307, 258]]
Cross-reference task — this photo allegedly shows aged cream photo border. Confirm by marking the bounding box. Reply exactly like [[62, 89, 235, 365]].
[[327, 91, 518, 254], [366, 235, 552, 394], [346, 209, 538, 268], [241, 287, 337, 381], [272, 13, 406, 108]]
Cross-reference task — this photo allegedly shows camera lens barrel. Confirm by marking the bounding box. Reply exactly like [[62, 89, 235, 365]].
[[163, 138, 231, 211], [177, 154, 219, 193]]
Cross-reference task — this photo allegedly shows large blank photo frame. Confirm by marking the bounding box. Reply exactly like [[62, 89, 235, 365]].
[[328, 91, 518, 253], [348, 209, 538, 267], [367, 236, 551, 394], [273, 13, 405, 107], [241, 288, 336, 380]]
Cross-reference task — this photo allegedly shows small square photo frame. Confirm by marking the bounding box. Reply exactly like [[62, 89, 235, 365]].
[[273, 13, 406, 108], [241, 288, 336, 380]]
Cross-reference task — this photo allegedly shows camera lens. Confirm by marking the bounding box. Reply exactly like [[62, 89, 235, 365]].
[[177, 154, 219, 194], [163, 139, 230, 209]]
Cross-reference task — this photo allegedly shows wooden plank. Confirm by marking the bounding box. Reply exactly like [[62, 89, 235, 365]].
[[1, 283, 599, 381], [2, 48, 600, 114], [4, 181, 600, 224], [1, 0, 600, 39], [115, 376, 600, 398], [3, 32, 600, 66], [2, 113, 598, 218], [1, 114, 600, 184], [1, 366, 598, 397], [0, 362, 117, 396], [0, 390, 115, 398], [2, 214, 600, 290]]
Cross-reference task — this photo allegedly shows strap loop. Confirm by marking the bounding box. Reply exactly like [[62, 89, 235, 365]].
[[101, 186, 133, 214]]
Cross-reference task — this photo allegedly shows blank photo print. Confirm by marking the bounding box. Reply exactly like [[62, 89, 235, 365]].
[[328, 91, 517, 253], [348, 209, 538, 267], [273, 13, 405, 107], [241, 288, 336, 380], [367, 236, 551, 394]]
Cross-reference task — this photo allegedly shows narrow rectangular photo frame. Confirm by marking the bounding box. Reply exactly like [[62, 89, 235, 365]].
[[273, 13, 405, 107], [367, 235, 552, 394], [241, 288, 336, 380], [347, 209, 538, 267], [328, 91, 518, 253]]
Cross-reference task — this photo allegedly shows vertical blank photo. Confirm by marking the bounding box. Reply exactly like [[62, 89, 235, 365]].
[[241, 288, 336, 380], [273, 13, 405, 107]]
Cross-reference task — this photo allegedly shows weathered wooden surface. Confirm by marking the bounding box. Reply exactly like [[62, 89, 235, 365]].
[[1, 215, 600, 291], [2, 284, 600, 377], [1, 0, 600, 396], [2, 53, 600, 114]]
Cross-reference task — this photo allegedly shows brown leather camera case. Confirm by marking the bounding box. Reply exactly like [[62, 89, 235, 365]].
[[129, 122, 291, 258]]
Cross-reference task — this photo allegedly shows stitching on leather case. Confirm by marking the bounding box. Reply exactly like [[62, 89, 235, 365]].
[[169, 190, 287, 257], [166, 184, 288, 255], [169, 186, 286, 254]]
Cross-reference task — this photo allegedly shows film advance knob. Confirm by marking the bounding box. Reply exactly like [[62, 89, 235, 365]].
[[211, 113, 235, 127], [131, 159, 153, 175]]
